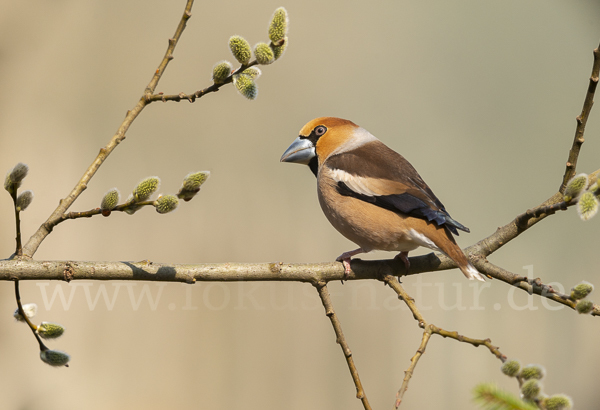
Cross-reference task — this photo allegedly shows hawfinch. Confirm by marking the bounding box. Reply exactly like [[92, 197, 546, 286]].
[[280, 117, 484, 281]]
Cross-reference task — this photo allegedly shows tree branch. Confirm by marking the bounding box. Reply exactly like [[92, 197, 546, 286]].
[[315, 282, 372, 410], [560, 41, 600, 191], [382, 275, 509, 408], [20, 0, 195, 258], [393, 326, 432, 409], [2, 257, 598, 316]]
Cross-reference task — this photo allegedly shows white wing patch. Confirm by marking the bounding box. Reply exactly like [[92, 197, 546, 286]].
[[407, 228, 438, 250], [329, 168, 381, 197]]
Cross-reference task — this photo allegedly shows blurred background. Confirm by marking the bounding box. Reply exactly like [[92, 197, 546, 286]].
[[1, 0, 599, 409]]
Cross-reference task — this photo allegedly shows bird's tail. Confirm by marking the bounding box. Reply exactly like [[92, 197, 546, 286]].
[[459, 260, 485, 282], [435, 229, 486, 282]]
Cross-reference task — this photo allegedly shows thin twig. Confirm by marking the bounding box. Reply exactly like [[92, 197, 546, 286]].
[[429, 325, 506, 361], [8, 190, 22, 256], [383, 275, 510, 407], [393, 326, 432, 409], [21, 0, 195, 258], [59, 200, 156, 222], [382, 275, 426, 325], [145, 60, 259, 103], [382, 276, 431, 408], [145, 38, 286, 104], [14, 281, 47, 351], [314, 282, 372, 410], [560, 41, 600, 191]]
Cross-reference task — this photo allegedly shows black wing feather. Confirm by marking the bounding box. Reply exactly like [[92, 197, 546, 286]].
[[336, 181, 469, 235]]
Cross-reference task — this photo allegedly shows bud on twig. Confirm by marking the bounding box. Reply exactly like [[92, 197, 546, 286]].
[[229, 36, 252, 65], [177, 171, 210, 202], [40, 349, 70, 367], [16, 190, 34, 211], [4, 162, 29, 194], [212, 61, 233, 84], [37, 322, 66, 339], [133, 177, 160, 202], [154, 194, 179, 214], [100, 188, 120, 216], [268, 7, 288, 44], [13, 303, 37, 321]]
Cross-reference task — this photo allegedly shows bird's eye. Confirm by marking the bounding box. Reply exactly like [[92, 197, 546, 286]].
[[315, 126, 327, 136]]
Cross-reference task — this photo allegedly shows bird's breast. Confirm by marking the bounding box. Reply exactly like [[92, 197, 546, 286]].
[[317, 171, 435, 253]]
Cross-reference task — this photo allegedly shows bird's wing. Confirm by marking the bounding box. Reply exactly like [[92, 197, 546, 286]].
[[325, 140, 469, 235]]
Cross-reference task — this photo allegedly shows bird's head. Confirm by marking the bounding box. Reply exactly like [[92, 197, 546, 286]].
[[280, 117, 370, 176]]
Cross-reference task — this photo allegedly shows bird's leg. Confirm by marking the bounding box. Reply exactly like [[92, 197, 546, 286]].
[[394, 251, 410, 275], [336, 248, 364, 279]]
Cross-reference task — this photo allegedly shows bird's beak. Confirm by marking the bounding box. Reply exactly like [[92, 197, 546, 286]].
[[280, 137, 316, 164]]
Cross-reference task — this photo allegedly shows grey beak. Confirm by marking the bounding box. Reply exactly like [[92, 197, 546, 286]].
[[280, 137, 316, 165]]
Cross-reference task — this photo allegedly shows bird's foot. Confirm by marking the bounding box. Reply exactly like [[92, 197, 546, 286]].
[[394, 251, 410, 278], [336, 248, 364, 281]]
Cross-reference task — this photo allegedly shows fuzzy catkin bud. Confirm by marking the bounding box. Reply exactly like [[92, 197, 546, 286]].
[[564, 173, 588, 202], [589, 175, 599, 194], [13, 303, 37, 321], [16, 190, 34, 211], [154, 195, 179, 214], [100, 188, 120, 216], [577, 191, 598, 221], [212, 61, 233, 84], [520, 379, 541, 401], [500, 360, 521, 377], [575, 299, 593, 314], [177, 171, 210, 202], [40, 349, 70, 367], [520, 364, 545, 380], [571, 281, 594, 300], [37, 322, 65, 339], [233, 74, 258, 100], [229, 36, 252, 65], [268, 7, 288, 44], [124, 203, 143, 215], [543, 394, 573, 410], [241, 67, 261, 80], [271, 36, 288, 60], [254, 42, 275, 65], [4, 162, 29, 194], [133, 177, 160, 202]]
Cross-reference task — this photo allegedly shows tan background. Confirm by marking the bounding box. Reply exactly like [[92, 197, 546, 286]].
[[1, 1, 599, 409]]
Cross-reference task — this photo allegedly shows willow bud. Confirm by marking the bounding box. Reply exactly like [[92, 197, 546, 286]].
[[268, 7, 289, 44], [154, 194, 179, 214], [37, 322, 66, 339], [229, 36, 252, 65], [100, 188, 120, 216], [212, 60, 233, 84], [13, 303, 37, 321], [16, 190, 34, 211], [577, 191, 598, 221], [133, 177, 160, 202], [4, 162, 29, 194], [233, 74, 258, 100], [254, 42, 275, 65], [40, 349, 70, 367]]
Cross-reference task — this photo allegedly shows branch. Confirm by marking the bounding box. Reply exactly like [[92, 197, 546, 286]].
[[315, 282, 372, 410], [20, 0, 195, 258], [560, 41, 600, 191], [382, 275, 509, 408], [2, 258, 598, 316], [393, 327, 432, 408], [144, 61, 259, 103]]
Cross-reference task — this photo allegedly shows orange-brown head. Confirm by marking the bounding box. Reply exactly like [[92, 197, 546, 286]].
[[280, 117, 375, 175]]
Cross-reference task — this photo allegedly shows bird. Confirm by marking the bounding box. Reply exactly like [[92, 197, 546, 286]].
[[280, 117, 485, 281]]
